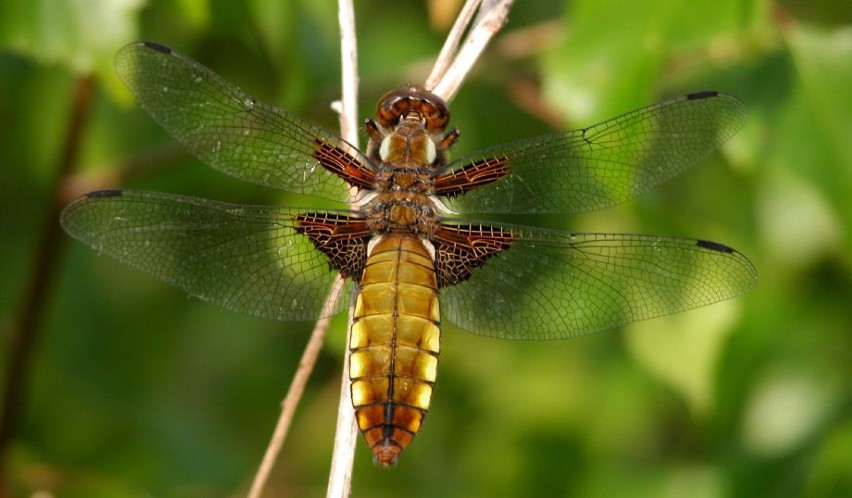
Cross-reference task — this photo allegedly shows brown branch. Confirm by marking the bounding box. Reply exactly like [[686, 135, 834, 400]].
[[0, 75, 95, 491]]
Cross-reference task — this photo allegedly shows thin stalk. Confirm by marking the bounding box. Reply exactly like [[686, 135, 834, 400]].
[[429, 0, 515, 101], [326, 0, 360, 495], [426, 0, 483, 89], [247, 276, 345, 498]]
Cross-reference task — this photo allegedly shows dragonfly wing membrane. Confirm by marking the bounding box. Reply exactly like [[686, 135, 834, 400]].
[[115, 42, 372, 203], [60, 190, 362, 321], [439, 225, 757, 340], [439, 92, 747, 214]]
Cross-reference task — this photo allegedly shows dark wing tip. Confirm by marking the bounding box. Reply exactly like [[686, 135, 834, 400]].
[[686, 90, 720, 100], [696, 239, 735, 253], [86, 189, 124, 199], [141, 41, 172, 54]]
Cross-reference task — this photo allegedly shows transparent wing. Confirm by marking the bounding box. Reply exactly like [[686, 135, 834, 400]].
[[60, 189, 353, 321], [440, 92, 747, 214], [440, 224, 757, 340], [115, 41, 370, 204]]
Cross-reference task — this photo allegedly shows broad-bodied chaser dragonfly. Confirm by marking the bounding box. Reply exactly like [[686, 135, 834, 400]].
[[61, 41, 757, 466]]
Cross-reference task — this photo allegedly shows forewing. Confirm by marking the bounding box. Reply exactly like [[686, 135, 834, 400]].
[[439, 224, 757, 340], [438, 92, 747, 214], [115, 42, 372, 203], [60, 190, 357, 321]]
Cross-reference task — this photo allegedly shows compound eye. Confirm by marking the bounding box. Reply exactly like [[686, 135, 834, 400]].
[[376, 91, 411, 127], [420, 102, 449, 132]]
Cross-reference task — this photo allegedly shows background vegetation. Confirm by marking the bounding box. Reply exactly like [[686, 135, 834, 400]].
[[1, 0, 849, 496]]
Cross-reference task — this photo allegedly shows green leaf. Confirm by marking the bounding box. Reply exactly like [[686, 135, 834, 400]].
[[541, 0, 752, 122], [785, 24, 852, 228], [0, 0, 143, 74]]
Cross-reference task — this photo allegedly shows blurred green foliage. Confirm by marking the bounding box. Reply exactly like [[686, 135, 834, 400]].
[[1, 0, 849, 496]]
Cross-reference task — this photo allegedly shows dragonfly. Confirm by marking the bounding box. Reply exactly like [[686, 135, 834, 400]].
[[61, 41, 757, 466]]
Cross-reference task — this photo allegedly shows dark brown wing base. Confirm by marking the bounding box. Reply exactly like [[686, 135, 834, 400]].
[[295, 214, 371, 279], [433, 224, 514, 286]]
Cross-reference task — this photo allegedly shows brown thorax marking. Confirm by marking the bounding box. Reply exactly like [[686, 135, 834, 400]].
[[364, 87, 459, 237]]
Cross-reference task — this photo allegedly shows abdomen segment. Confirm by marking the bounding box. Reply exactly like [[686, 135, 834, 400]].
[[349, 235, 440, 466]]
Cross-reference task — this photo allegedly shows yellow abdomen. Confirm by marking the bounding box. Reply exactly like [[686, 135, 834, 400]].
[[349, 235, 440, 466]]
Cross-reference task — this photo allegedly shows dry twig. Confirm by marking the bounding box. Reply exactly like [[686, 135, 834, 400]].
[[427, 0, 515, 101], [247, 277, 345, 498], [326, 0, 361, 495]]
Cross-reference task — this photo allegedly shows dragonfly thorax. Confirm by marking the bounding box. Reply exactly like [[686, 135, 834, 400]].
[[363, 88, 459, 238], [366, 195, 439, 236], [378, 120, 438, 166]]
